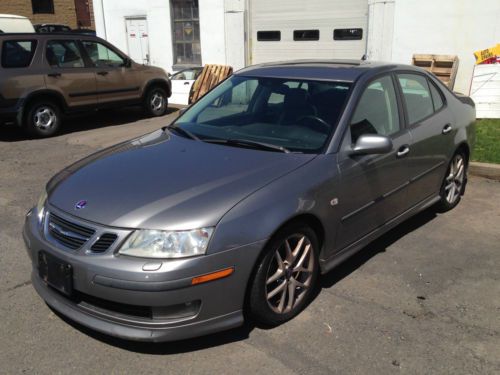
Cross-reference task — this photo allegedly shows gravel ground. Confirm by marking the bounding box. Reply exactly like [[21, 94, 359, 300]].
[[1, 107, 499, 374]]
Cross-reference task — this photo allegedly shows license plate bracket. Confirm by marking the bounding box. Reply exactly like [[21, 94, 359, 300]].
[[38, 251, 73, 296]]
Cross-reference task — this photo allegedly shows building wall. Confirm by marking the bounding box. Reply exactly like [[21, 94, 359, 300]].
[[390, 0, 500, 94], [93, 0, 232, 73], [1, 0, 94, 29], [93, 0, 174, 70]]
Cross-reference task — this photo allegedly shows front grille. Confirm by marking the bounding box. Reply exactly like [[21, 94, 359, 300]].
[[48, 213, 95, 250], [90, 233, 117, 252]]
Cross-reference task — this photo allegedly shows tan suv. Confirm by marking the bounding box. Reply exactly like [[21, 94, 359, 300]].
[[0, 33, 171, 137]]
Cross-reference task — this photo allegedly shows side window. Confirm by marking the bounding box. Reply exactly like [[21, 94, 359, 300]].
[[46, 40, 85, 68], [81, 41, 124, 68], [397, 74, 434, 124], [1, 40, 37, 68], [171, 69, 199, 80], [429, 80, 444, 111], [350, 75, 400, 143]]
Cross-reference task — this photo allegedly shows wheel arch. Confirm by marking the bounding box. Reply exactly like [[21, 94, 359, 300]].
[[20, 90, 67, 124], [243, 213, 325, 314], [143, 79, 172, 98], [456, 142, 470, 163]]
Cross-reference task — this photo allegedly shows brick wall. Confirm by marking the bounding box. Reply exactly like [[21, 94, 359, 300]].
[[1, 0, 94, 29]]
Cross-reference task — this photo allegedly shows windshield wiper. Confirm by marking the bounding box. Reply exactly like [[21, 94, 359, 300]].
[[205, 138, 290, 153], [164, 124, 200, 141]]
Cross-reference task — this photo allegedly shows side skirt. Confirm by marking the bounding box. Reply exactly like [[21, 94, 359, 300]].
[[319, 194, 441, 274]]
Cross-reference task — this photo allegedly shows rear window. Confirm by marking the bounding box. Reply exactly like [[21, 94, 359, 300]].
[[1, 40, 37, 68]]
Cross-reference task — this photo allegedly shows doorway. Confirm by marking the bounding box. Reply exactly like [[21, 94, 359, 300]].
[[125, 17, 150, 65]]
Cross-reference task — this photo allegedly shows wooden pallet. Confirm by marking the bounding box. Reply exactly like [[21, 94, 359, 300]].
[[412, 54, 459, 89], [188, 64, 233, 104]]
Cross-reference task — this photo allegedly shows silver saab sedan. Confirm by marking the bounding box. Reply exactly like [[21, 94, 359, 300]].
[[23, 60, 475, 342]]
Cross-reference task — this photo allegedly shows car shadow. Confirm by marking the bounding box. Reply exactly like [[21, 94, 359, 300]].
[[50, 207, 437, 354], [319, 207, 437, 289], [0, 106, 180, 143]]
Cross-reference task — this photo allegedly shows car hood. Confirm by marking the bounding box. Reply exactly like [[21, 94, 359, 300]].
[[47, 129, 315, 230]]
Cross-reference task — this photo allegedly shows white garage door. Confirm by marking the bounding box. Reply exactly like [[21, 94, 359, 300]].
[[250, 0, 368, 64]]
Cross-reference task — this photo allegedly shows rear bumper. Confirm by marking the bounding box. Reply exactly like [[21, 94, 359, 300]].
[[23, 209, 265, 342]]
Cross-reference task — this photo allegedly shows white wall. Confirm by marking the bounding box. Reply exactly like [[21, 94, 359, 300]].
[[390, 0, 500, 94], [93, 0, 243, 73], [93, 0, 173, 71]]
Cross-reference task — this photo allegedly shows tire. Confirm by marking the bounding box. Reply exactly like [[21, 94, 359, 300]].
[[24, 100, 61, 138], [436, 151, 468, 212], [144, 86, 168, 117], [248, 222, 319, 326]]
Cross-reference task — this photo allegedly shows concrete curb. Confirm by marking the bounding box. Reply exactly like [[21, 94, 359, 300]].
[[469, 161, 500, 181]]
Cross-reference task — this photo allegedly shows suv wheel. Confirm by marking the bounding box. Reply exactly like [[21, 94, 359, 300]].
[[436, 151, 468, 212], [24, 100, 61, 138], [144, 87, 168, 117], [248, 222, 319, 326]]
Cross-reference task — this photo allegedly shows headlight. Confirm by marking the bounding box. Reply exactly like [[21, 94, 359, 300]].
[[36, 190, 47, 224], [118, 228, 214, 259]]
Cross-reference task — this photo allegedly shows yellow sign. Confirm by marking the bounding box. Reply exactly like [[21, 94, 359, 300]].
[[474, 44, 500, 64]]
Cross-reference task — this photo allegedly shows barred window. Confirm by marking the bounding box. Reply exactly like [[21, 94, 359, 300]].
[[171, 0, 201, 66]]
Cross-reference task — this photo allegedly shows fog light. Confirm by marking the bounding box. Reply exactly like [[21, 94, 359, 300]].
[[152, 300, 201, 320]]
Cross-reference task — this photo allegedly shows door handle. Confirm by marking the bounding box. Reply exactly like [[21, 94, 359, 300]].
[[47, 73, 61, 77], [183, 82, 190, 85], [97, 71, 109, 76], [396, 145, 410, 158], [442, 124, 452, 134]]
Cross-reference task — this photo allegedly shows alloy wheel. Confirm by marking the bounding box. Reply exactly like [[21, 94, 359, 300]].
[[150, 92, 164, 112], [33, 106, 57, 130], [265, 234, 315, 314], [444, 154, 465, 204]]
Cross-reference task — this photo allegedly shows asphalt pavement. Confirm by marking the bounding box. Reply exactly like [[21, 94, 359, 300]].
[[1, 107, 499, 374]]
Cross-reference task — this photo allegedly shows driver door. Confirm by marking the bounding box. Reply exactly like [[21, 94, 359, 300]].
[[334, 74, 411, 252], [80, 40, 140, 105]]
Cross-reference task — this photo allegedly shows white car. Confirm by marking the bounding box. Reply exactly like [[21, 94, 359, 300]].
[[0, 14, 35, 33], [169, 67, 202, 105]]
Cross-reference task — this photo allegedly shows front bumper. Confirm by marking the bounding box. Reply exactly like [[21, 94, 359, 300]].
[[23, 208, 264, 342]]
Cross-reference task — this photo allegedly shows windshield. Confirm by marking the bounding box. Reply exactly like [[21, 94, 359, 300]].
[[172, 75, 351, 153]]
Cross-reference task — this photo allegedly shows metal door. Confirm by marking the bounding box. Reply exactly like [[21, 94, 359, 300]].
[[125, 17, 150, 65]]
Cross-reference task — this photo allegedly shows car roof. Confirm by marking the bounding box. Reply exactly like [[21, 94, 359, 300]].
[[235, 59, 408, 83], [0, 32, 103, 39], [0, 14, 29, 19]]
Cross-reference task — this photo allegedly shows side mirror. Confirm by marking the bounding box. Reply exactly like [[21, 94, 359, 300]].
[[350, 134, 393, 155]]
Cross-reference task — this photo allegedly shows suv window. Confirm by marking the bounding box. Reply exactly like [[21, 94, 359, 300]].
[[81, 41, 124, 68], [397, 74, 434, 124], [350, 75, 400, 143], [1, 40, 37, 68], [46, 40, 85, 68]]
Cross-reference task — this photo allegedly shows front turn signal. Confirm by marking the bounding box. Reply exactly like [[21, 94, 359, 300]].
[[191, 267, 234, 285]]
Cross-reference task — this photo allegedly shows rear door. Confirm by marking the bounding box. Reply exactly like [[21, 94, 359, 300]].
[[44, 39, 97, 108], [80, 40, 140, 105], [396, 73, 454, 206], [335, 74, 411, 251]]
